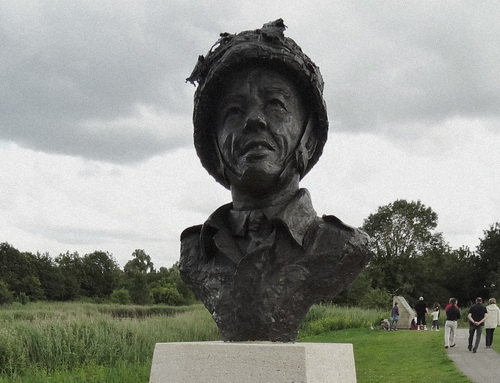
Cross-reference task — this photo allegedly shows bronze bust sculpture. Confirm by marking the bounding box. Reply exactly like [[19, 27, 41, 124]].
[[180, 19, 371, 342]]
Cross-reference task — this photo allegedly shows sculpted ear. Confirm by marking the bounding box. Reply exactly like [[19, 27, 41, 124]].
[[213, 134, 232, 189], [296, 115, 317, 178], [303, 116, 318, 160]]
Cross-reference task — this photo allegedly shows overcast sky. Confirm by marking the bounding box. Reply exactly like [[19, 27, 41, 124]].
[[1, 1, 499, 269]]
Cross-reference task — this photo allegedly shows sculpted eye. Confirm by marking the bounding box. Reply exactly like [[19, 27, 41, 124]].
[[224, 106, 244, 122], [267, 98, 287, 112]]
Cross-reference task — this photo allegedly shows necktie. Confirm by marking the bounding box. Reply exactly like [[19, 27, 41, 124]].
[[247, 210, 265, 234]]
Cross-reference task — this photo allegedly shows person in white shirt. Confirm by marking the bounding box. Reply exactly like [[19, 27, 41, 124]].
[[485, 297, 500, 348]]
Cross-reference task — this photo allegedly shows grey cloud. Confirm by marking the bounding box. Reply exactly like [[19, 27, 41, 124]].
[[1, 1, 499, 164], [0, 1, 222, 163], [321, 2, 500, 132], [25, 221, 163, 248], [1, 114, 191, 163]]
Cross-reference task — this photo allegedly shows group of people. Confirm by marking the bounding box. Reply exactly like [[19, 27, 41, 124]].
[[463, 297, 500, 352], [399, 297, 441, 331], [433, 296, 500, 352], [386, 296, 500, 353]]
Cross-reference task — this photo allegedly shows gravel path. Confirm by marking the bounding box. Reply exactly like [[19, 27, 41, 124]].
[[446, 328, 500, 383]]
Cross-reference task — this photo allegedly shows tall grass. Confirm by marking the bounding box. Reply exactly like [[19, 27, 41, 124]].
[[299, 303, 386, 337], [0, 302, 219, 378], [0, 301, 190, 322]]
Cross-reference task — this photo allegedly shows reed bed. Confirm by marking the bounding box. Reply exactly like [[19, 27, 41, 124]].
[[299, 303, 386, 337], [0, 302, 219, 377]]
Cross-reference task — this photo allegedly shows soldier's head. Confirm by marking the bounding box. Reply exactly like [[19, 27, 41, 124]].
[[187, 20, 328, 193]]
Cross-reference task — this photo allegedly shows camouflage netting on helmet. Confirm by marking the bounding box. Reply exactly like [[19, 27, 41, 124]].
[[186, 19, 329, 189]]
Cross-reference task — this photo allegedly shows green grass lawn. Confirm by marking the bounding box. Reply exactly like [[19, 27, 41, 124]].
[[300, 328, 472, 383], [1, 363, 150, 383]]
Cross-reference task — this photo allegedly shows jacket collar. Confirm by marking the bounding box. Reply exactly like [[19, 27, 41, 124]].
[[201, 188, 317, 259]]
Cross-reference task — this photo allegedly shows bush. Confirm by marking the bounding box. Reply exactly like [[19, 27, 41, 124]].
[[17, 293, 30, 305], [358, 288, 392, 310], [128, 274, 151, 305], [0, 280, 13, 305], [151, 285, 184, 306], [111, 289, 131, 305]]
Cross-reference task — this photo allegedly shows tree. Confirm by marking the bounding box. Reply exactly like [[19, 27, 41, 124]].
[[151, 282, 184, 306], [124, 249, 154, 274], [442, 246, 480, 305], [363, 200, 441, 259], [0, 243, 44, 300], [358, 288, 392, 310], [122, 249, 154, 305], [128, 272, 151, 305], [0, 279, 13, 305], [332, 270, 373, 306], [54, 251, 83, 300], [476, 223, 500, 299], [34, 252, 66, 301], [81, 251, 120, 298], [145, 263, 195, 306], [414, 242, 454, 305], [165, 263, 195, 303], [362, 200, 446, 298]]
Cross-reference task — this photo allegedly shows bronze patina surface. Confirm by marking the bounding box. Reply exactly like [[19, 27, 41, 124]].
[[180, 19, 371, 342]]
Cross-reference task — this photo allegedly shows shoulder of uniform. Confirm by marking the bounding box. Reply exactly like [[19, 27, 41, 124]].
[[321, 214, 364, 234], [318, 215, 370, 248], [180, 224, 202, 241], [321, 214, 357, 232]]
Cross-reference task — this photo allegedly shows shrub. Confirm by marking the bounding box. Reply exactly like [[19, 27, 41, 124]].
[[0, 280, 13, 305], [111, 289, 131, 305], [358, 288, 392, 309], [17, 293, 30, 305], [151, 285, 184, 306]]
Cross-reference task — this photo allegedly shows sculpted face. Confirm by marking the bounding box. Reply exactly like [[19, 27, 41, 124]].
[[215, 67, 306, 192]]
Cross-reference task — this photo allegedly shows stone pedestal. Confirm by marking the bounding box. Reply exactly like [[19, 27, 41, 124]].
[[149, 342, 356, 383]]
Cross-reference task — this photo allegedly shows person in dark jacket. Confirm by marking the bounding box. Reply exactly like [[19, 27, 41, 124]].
[[415, 297, 429, 330], [467, 297, 488, 353]]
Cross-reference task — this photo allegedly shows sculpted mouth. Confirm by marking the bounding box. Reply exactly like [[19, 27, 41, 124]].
[[242, 140, 275, 154]]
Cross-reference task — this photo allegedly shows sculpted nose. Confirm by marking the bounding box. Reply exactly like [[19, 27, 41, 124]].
[[244, 108, 267, 131]]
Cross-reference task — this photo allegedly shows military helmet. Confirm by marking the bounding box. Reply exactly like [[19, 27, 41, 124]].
[[186, 19, 328, 189]]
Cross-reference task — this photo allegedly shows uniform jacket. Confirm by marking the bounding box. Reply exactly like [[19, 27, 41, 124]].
[[179, 189, 371, 341]]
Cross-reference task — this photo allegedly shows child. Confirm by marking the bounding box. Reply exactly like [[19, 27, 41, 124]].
[[433, 302, 441, 330], [431, 306, 440, 331], [410, 317, 417, 330]]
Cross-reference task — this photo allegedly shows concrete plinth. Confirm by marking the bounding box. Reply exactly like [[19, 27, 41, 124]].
[[149, 342, 356, 383]]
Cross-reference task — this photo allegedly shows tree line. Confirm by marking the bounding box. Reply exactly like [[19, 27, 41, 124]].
[[0, 246, 194, 306], [334, 199, 500, 310], [1, 199, 499, 310]]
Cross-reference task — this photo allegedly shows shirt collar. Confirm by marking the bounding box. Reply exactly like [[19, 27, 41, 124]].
[[203, 188, 317, 248]]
